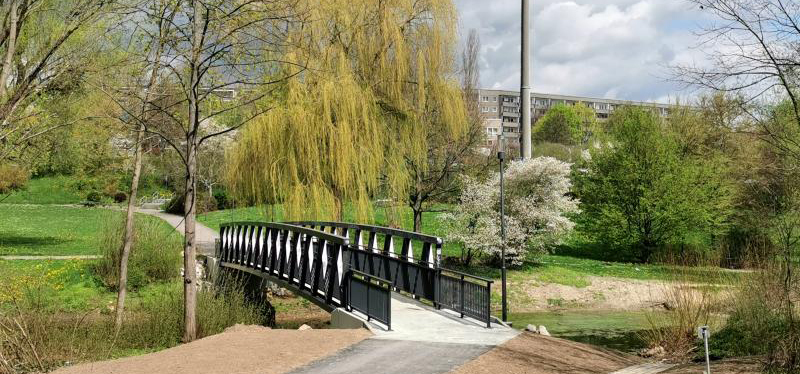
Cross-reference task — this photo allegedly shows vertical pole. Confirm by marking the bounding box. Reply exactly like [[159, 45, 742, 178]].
[[520, 0, 532, 160], [703, 328, 711, 374], [459, 274, 465, 318], [498, 134, 508, 323]]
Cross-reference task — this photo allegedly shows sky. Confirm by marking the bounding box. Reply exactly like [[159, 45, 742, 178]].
[[455, 0, 712, 103]]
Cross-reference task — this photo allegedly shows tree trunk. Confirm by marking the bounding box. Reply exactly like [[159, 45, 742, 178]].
[[0, 0, 19, 99], [114, 123, 144, 333], [412, 203, 423, 233], [183, 0, 203, 343], [182, 138, 198, 342]]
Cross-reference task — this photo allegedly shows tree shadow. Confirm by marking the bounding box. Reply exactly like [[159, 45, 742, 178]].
[[0, 233, 70, 247]]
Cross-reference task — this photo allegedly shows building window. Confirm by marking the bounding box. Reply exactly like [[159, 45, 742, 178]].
[[482, 107, 489, 113], [491, 107, 497, 112], [492, 96, 497, 102], [482, 96, 489, 102]]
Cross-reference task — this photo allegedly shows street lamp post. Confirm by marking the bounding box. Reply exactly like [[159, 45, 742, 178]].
[[497, 134, 508, 322]]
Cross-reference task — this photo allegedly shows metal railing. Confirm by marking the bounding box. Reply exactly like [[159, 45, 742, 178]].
[[437, 268, 493, 328], [288, 221, 442, 267], [219, 222, 349, 308], [346, 269, 392, 330]]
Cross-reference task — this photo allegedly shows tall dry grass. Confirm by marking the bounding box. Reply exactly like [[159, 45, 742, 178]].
[[0, 276, 269, 374], [93, 213, 182, 290]]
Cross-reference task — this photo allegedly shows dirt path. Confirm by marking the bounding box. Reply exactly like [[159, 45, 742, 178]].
[[450, 332, 642, 374], [52, 326, 371, 374]]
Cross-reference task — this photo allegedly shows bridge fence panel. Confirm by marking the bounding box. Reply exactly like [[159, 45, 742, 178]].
[[219, 222, 350, 308], [437, 269, 493, 328]]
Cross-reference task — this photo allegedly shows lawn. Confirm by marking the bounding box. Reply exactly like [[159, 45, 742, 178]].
[[0, 205, 180, 256], [0, 176, 84, 204]]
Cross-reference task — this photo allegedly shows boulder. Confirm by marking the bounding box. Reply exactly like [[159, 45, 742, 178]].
[[538, 325, 550, 336], [298, 324, 313, 331], [525, 324, 538, 333]]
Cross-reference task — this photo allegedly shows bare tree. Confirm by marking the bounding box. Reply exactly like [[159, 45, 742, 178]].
[[677, 0, 800, 158], [100, 0, 300, 342]]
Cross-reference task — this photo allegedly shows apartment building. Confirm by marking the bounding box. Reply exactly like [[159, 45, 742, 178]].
[[477, 89, 674, 148]]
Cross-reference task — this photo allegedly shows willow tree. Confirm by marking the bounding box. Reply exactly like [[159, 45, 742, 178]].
[[227, 0, 469, 224]]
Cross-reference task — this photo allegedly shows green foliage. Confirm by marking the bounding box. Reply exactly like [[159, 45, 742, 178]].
[[574, 107, 734, 261], [533, 103, 597, 145], [0, 164, 29, 194], [0, 176, 83, 204], [93, 214, 182, 290]]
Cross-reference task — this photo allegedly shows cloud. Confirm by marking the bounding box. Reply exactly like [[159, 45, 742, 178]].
[[456, 0, 708, 103]]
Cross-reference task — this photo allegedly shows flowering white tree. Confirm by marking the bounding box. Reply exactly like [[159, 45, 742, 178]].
[[444, 157, 578, 266], [502, 157, 579, 255]]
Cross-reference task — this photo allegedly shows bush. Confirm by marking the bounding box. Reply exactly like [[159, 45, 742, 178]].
[[94, 213, 182, 290], [113, 191, 127, 203], [85, 190, 102, 203], [213, 189, 234, 210], [0, 163, 29, 194], [163, 192, 217, 215]]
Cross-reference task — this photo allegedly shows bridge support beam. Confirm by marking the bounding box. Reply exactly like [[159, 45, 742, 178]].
[[331, 308, 375, 331]]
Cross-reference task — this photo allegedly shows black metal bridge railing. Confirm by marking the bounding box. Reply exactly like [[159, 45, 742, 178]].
[[217, 221, 495, 328]]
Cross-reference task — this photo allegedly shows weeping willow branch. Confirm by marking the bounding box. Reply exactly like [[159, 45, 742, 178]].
[[227, 0, 468, 223]]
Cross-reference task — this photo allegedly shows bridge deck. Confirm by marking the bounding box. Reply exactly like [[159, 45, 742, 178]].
[[367, 293, 518, 345]]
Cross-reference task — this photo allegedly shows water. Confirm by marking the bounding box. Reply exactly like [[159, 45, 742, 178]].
[[508, 310, 665, 353]]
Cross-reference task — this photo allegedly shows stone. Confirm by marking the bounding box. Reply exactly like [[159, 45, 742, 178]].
[[538, 325, 550, 336], [298, 324, 313, 331], [525, 324, 538, 333], [640, 346, 666, 357]]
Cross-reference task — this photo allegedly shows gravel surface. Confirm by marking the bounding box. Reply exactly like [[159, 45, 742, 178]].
[[52, 326, 371, 374], [450, 332, 642, 374]]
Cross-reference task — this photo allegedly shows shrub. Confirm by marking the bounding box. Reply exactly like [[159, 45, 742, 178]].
[[94, 213, 182, 290], [85, 190, 102, 203], [0, 164, 29, 194], [163, 192, 217, 215], [113, 191, 127, 203]]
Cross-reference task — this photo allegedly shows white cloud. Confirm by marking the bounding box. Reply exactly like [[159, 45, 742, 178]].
[[456, 0, 709, 103]]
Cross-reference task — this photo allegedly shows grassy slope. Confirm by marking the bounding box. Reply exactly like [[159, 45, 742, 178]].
[[0, 205, 179, 255], [0, 176, 84, 204]]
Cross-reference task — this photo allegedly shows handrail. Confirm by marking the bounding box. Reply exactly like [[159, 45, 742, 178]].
[[221, 221, 349, 246], [439, 267, 494, 284], [287, 221, 442, 245], [350, 269, 392, 286]]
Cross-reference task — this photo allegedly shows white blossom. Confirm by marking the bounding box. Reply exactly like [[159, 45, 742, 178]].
[[444, 157, 579, 265]]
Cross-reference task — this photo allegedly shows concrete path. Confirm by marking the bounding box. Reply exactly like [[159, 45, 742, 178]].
[[289, 339, 492, 374], [292, 294, 518, 374], [0, 255, 101, 260], [136, 208, 218, 255], [611, 363, 677, 374]]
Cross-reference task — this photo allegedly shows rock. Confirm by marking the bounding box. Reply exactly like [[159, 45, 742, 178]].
[[298, 324, 312, 331], [640, 346, 666, 357], [525, 324, 538, 333], [538, 325, 550, 336]]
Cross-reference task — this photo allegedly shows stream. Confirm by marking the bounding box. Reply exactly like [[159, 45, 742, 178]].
[[508, 310, 667, 353]]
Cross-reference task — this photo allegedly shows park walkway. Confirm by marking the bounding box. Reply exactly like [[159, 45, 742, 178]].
[[290, 294, 518, 374], [136, 208, 218, 255]]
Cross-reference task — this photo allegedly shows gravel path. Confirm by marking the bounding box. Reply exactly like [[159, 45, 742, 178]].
[[52, 326, 371, 374], [450, 332, 642, 374]]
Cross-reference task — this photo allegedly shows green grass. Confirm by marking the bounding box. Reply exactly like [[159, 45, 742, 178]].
[[0, 205, 181, 256], [0, 176, 83, 204]]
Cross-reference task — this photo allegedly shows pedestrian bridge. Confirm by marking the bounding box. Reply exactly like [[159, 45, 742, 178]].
[[215, 221, 500, 330]]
